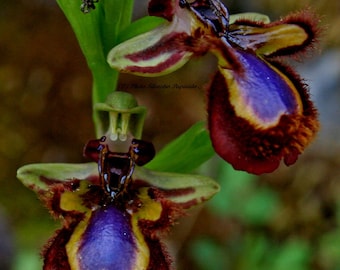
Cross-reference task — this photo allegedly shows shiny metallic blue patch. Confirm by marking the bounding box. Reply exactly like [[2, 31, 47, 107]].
[[78, 206, 136, 270], [232, 50, 299, 123]]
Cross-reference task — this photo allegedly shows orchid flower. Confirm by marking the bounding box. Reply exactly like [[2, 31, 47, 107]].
[[17, 92, 219, 270], [107, 0, 320, 174]]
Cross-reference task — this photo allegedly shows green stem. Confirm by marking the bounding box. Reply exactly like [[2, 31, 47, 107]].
[[56, 0, 134, 136], [91, 65, 119, 131]]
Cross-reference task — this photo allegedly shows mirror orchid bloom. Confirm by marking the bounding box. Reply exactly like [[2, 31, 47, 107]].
[[17, 137, 219, 270], [107, 0, 320, 174]]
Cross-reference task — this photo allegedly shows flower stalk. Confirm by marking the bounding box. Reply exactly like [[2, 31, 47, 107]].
[[57, 0, 134, 136]]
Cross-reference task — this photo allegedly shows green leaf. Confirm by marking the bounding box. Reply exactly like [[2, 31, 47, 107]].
[[145, 121, 215, 173]]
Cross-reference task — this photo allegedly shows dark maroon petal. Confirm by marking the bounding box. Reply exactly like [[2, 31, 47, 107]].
[[148, 0, 177, 21]]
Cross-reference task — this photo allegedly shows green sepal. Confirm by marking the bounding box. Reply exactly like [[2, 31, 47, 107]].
[[116, 16, 168, 44], [145, 121, 215, 173], [135, 167, 220, 206], [17, 162, 219, 208], [16, 162, 97, 193], [107, 16, 193, 77]]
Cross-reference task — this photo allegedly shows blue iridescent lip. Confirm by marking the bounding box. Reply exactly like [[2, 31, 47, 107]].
[[225, 49, 300, 126], [78, 206, 137, 270]]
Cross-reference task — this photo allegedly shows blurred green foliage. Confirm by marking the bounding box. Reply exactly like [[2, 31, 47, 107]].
[[182, 157, 340, 270], [209, 162, 279, 225], [190, 235, 312, 270]]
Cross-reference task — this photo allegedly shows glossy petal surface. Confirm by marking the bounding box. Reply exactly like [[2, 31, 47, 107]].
[[78, 206, 136, 270], [217, 46, 301, 128]]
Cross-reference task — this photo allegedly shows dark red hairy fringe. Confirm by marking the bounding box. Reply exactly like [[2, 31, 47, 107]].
[[272, 9, 321, 58], [42, 228, 72, 270], [145, 237, 173, 270], [42, 216, 83, 270], [137, 187, 187, 270], [37, 181, 85, 269], [207, 61, 319, 174], [139, 187, 185, 239]]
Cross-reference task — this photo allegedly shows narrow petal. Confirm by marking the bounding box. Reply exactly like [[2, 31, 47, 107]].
[[208, 47, 319, 174], [229, 13, 270, 24], [228, 10, 319, 57]]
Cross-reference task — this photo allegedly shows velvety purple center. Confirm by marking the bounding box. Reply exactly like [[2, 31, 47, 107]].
[[78, 206, 136, 270], [234, 50, 298, 123]]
